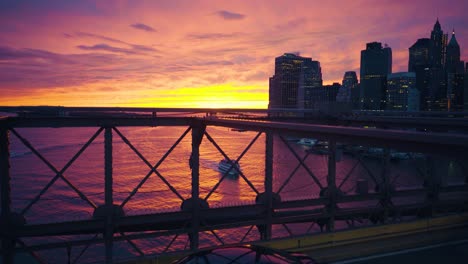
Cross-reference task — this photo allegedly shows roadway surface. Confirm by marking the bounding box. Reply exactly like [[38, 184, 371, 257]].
[[333, 239, 468, 264]]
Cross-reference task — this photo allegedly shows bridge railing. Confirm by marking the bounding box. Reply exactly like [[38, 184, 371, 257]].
[[1, 116, 467, 263]]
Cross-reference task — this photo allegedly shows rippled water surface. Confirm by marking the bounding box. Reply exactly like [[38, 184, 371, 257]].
[[7, 126, 464, 263]]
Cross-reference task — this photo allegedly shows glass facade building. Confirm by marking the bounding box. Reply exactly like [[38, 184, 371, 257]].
[[386, 72, 418, 111], [269, 53, 322, 110], [360, 42, 392, 110], [337, 71, 358, 104]]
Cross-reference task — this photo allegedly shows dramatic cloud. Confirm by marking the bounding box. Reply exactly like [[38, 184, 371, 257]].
[[0, 46, 73, 64], [131, 44, 159, 52], [69, 32, 159, 54], [187, 33, 242, 40], [76, 44, 138, 55], [72, 31, 130, 45], [215, 10, 245, 20], [130, 23, 156, 32], [276, 18, 308, 30]]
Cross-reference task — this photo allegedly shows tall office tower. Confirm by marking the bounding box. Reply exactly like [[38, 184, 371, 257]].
[[269, 53, 322, 111], [336, 71, 358, 103], [465, 63, 468, 110], [447, 73, 465, 111], [324, 82, 341, 102], [305, 60, 324, 108], [360, 42, 392, 110], [408, 38, 431, 110], [446, 30, 464, 111], [446, 29, 461, 74], [409, 38, 431, 72], [428, 19, 448, 111], [386, 72, 418, 111], [430, 19, 448, 69]]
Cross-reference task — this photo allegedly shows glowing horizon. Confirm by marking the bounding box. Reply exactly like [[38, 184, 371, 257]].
[[0, 0, 467, 108]]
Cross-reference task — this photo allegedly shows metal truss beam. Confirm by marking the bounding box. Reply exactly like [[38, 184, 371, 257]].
[[116, 126, 191, 207], [10, 128, 101, 216], [202, 118, 468, 158]]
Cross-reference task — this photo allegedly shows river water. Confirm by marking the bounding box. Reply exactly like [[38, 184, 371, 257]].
[[6, 126, 464, 263]]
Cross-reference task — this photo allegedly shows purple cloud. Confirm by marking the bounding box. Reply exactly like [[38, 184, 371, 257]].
[[68, 32, 159, 53], [216, 10, 245, 20], [131, 44, 159, 52], [76, 44, 138, 55], [276, 18, 308, 30], [186, 32, 243, 40], [130, 23, 156, 32], [73, 31, 129, 45], [0, 46, 111, 91], [0, 46, 74, 64]]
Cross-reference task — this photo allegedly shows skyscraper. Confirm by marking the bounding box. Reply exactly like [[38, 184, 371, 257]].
[[304, 60, 324, 109], [446, 29, 461, 74], [447, 73, 464, 111], [360, 42, 392, 110], [464, 63, 468, 110], [409, 38, 431, 72], [430, 19, 447, 69], [324, 82, 341, 102], [408, 38, 431, 110], [446, 29, 463, 110], [427, 19, 448, 111], [268, 53, 322, 111], [386, 72, 418, 111], [336, 71, 358, 104]]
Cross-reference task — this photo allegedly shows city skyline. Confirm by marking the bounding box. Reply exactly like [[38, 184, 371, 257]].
[[1, 0, 467, 108]]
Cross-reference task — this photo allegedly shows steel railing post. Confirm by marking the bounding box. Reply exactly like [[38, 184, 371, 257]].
[[381, 148, 391, 222], [326, 140, 336, 232], [0, 128, 14, 264], [189, 122, 205, 250], [264, 131, 274, 240], [104, 127, 113, 264]]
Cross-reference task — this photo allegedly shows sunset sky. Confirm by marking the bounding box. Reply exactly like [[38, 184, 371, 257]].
[[1, 0, 467, 108]]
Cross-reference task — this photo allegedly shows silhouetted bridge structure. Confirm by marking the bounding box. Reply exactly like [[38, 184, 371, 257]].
[[1, 107, 468, 263]]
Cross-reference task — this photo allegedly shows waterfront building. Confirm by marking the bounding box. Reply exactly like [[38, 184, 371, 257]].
[[269, 53, 322, 111], [465, 63, 468, 110], [360, 42, 392, 110], [408, 38, 431, 109], [448, 73, 465, 111], [430, 19, 447, 69], [409, 38, 431, 73], [386, 72, 418, 111], [446, 29, 461, 74], [408, 86, 421, 112], [447, 32, 464, 111], [324, 82, 341, 102], [427, 19, 448, 111], [337, 71, 358, 104]]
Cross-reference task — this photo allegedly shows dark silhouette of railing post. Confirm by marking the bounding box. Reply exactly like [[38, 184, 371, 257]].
[[0, 128, 14, 264], [104, 127, 113, 263], [381, 148, 392, 222], [264, 131, 274, 240], [424, 156, 441, 217], [326, 140, 337, 231], [188, 121, 206, 250]]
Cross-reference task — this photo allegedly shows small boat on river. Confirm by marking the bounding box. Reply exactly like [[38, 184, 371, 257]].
[[218, 159, 241, 176], [297, 138, 318, 146]]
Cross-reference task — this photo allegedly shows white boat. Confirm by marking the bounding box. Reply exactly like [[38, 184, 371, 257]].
[[218, 159, 241, 176], [296, 138, 318, 146], [231, 128, 247, 132], [390, 151, 410, 161]]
